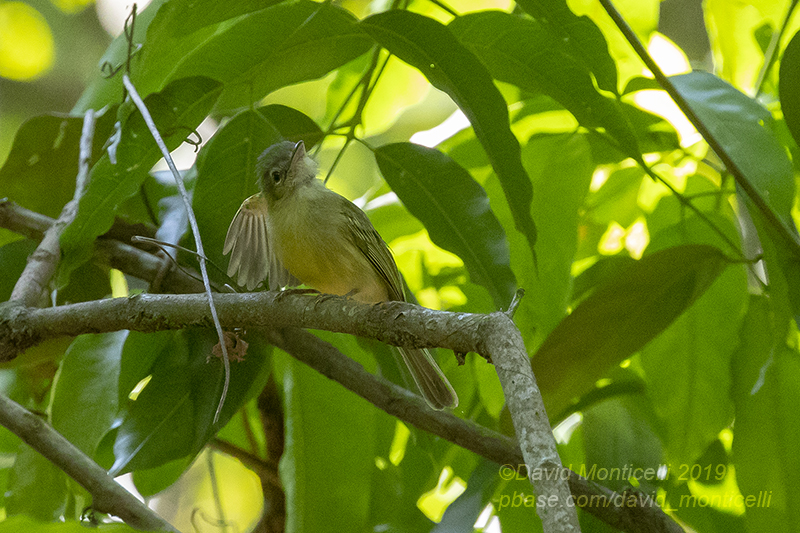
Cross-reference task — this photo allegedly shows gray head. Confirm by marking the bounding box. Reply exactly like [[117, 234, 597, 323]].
[[256, 140, 317, 202]]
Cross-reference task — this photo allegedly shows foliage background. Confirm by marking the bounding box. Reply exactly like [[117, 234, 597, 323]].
[[1, 0, 799, 532]]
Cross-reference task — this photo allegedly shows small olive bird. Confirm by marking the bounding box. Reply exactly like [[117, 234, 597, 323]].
[[224, 140, 458, 409]]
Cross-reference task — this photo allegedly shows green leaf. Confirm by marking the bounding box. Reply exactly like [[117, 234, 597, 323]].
[[361, 11, 537, 259], [51, 332, 128, 457], [448, 11, 638, 153], [671, 72, 796, 234], [138, 0, 372, 111], [158, 0, 286, 35], [5, 447, 67, 521], [193, 105, 323, 278], [640, 216, 748, 465], [533, 244, 730, 416], [780, 29, 800, 151], [732, 297, 800, 531], [522, 133, 594, 342], [582, 398, 662, 492], [0, 240, 37, 301], [374, 143, 515, 309], [118, 330, 172, 406], [0, 515, 138, 532], [515, 0, 618, 93], [60, 76, 222, 285], [276, 333, 376, 533], [0, 112, 117, 219], [111, 330, 271, 475]]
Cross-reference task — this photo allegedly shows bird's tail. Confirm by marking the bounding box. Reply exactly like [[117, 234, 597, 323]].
[[398, 347, 458, 410]]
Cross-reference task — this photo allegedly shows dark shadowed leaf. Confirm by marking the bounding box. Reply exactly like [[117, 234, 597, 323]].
[[60, 76, 222, 285], [111, 330, 271, 475], [533, 244, 730, 415], [361, 11, 537, 258], [375, 143, 515, 309]]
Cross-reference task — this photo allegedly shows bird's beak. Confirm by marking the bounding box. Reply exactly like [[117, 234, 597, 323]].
[[290, 140, 306, 171]]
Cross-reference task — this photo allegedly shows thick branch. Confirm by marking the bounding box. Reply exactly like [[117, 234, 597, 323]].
[[0, 394, 177, 532]]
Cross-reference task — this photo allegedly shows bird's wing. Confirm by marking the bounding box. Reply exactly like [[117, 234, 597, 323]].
[[341, 199, 405, 302], [224, 193, 299, 291]]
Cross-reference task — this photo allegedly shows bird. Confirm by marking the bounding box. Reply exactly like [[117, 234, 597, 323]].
[[223, 140, 458, 409]]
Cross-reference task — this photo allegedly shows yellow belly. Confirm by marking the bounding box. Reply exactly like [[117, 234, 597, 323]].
[[270, 191, 389, 303]]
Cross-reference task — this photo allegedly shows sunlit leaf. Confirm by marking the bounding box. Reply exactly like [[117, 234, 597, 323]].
[[375, 143, 515, 309], [640, 216, 747, 465], [6, 448, 66, 521], [671, 72, 796, 233], [533, 244, 730, 416], [515, 0, 618, 93], [277, 333, 376, 532], [140, 0, 372, 111], [361, 11, 538, 258], [449, 11, 638, 153]]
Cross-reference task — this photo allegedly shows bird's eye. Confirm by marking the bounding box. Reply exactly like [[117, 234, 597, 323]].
[[271, 170, 282, 183]]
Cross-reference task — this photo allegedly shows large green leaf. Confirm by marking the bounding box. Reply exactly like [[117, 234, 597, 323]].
[[515, 0, 618, 93], [780, 29, 800, 154], [732, 297, 800, 531], [5, 448, 67, 521], [533, 244, 730, 416], [448, 11, 638, 153], [671, 72, 796, 236], [640, 216, 748, 465], [110, 330, 271, 475], [0, 112, 117, 220], [361, 11, 537, 258], [60, 76, 222, 284], [192, 105, 323, 279], [138, 0, 372, 111], [276, 333, 376, 533], [374, 143, 515, 309], [51, 332, 128, 457]]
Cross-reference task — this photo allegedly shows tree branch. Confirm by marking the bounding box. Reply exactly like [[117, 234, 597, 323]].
[[0, 394, 177, 532]]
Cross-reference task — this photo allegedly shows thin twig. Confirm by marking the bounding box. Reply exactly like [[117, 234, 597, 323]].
[[10, 110, 96, 306], [121, 74, 231, 424]]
